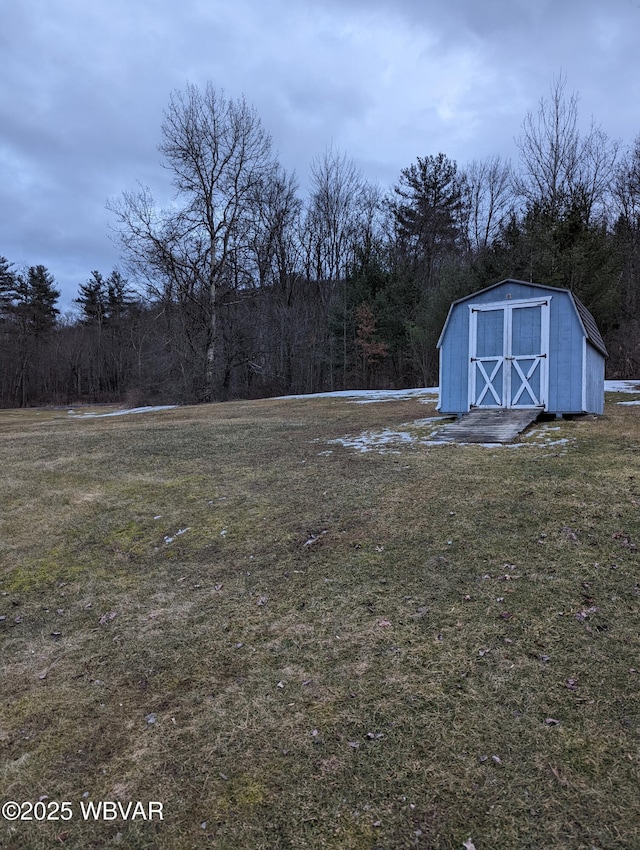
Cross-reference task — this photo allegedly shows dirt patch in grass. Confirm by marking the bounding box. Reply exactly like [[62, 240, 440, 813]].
[[1, 395, 639, 849]]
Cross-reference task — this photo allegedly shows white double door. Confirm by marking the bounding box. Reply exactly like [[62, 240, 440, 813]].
[[469, 298, 550, 410]]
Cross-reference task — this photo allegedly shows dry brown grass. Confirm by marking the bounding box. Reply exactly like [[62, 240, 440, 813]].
[[1, 394, 639, 849]]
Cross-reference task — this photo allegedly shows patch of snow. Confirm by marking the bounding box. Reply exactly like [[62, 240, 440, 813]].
[[407, 416, 450, 426], [418, 439, 467, 447], [617, 400, 640, 406], [278, 381, 638, 404], [275, 387, 438, 403], [352, 389, 438, 404], [605, 380, 640, 393], [324, 417, 578, 454], [69, 405, 177, 418], [328, 429, 414, 453], [507, 437, 573, 450], [164, 527, 190, 544]]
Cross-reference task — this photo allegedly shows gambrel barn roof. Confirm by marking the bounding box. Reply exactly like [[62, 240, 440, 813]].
[[438, 280, 607, 357]]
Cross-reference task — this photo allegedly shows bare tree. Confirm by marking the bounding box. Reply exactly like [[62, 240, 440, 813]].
[[246, 165, 302, 290], [303, 146, 366, 285], [579, 123, 619, 223], [613, 134, 640, 226], [108, 83, 277, 401], [298, 147, 376, 389], [514, 75, 617, 223], [460, 155, 513, 251], [611, 135, 640, 363]]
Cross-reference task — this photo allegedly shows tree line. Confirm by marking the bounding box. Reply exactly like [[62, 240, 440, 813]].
[[1, 77, 639, 408]]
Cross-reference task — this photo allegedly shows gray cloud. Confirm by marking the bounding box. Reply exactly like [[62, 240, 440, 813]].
[[2, 0, 639, 308]]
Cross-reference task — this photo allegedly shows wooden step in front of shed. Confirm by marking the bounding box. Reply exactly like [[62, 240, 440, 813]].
[[431, 408, 542, 444]]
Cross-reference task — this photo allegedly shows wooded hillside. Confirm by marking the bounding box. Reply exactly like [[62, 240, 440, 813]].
[[2, 79, 639, 407]]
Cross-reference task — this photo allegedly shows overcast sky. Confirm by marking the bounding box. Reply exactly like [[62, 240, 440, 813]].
[[2, 0, 640, 310]]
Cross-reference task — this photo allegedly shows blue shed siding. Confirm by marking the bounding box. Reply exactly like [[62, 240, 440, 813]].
[[437, 279, 606, 416], [584, 343, 606, 414], [471, 281, 542, 304], [547, 290, 584, 413], [438, 297, 469, 414]]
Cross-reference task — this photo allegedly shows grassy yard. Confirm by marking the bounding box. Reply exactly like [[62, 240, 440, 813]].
[[1, 392, 639, 849]]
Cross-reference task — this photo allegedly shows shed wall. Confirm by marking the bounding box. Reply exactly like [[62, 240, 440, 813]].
[[438, 280, 605, 415], [438, 299, 469, 413], [584, 343, 606, 415], [547, 291, 584, 413]]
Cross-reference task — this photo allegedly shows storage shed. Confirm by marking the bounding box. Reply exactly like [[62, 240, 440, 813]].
[[437, 279, 607, 416]]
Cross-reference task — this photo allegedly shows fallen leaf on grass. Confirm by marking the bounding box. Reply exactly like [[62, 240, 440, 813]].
[[303, 530, 328, 548], [99, 612, 117, 625], [477, 754, 503, 766], [612, 531, 637, 550], [348, 741, 360, 749], [575, 606, 598, 622], [550, 765, 569, 784], [377, 619, 392, 627], [545, 718, 560, 726], [463, 839, 477, 850]]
